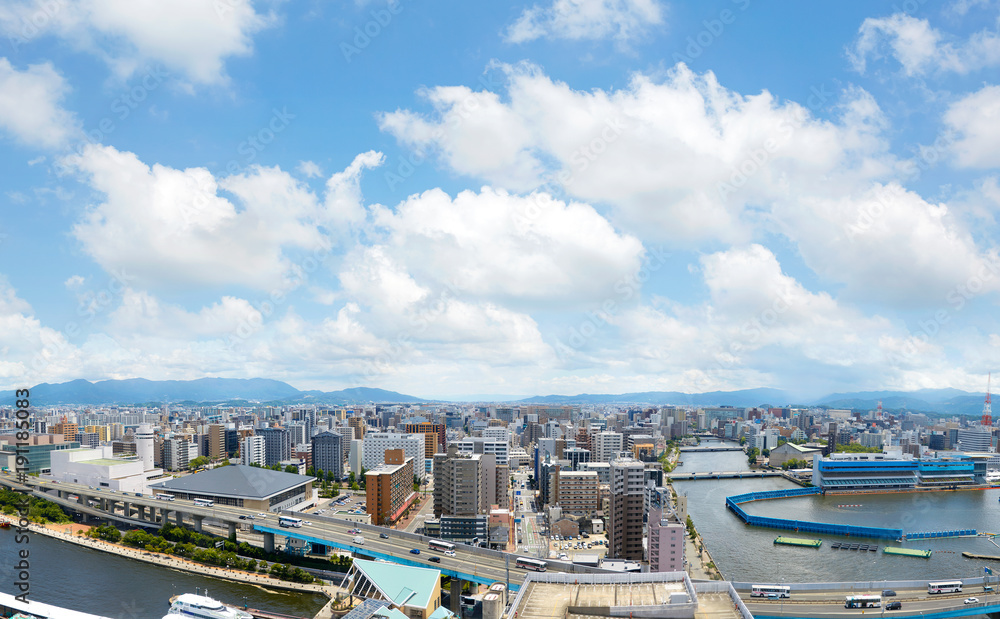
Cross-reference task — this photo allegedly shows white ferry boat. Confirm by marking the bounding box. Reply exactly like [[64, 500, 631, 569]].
[[164, 593, 253, 619]]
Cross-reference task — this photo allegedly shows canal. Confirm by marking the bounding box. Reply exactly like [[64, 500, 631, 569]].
[[673, 443, 1000, 583], [0, 528, 329, 618]]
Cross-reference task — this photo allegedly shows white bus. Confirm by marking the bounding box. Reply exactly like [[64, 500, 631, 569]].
[[428, 539, 456, 553], [751, 585, 791, 599], [278, 516, 303, 528], [193, 498, 214, 507], [845, 595, 881, 608], [515, 557, 547, 572], [928, 581, 963, 594], [155, 494, 175, 501]]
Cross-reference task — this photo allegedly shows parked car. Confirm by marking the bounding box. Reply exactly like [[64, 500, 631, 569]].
[[410, 549, 421, 555], [885, 602, 902, 611]]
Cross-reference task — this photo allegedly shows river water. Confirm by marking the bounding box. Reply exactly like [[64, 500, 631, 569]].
[[673, 443, 1000, 584], [0, 528, 329, 618]]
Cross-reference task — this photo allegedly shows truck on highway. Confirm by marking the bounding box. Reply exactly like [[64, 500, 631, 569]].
[[353, 535, 365, 545]]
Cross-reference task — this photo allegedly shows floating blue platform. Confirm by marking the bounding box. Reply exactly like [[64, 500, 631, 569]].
[[726, 489, 977, 541]]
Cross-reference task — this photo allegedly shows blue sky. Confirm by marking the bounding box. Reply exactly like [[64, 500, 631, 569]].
[[1, 0, 999, 400]]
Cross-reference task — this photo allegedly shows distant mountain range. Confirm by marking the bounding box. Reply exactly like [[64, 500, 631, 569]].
[[0, 378, 991, 415], [0, 378, 426, 406], [519, 387, 991, 417]]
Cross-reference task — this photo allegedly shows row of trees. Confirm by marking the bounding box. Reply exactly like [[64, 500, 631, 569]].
[[87, 523, 325, 582], [0, 487, 72, 524]]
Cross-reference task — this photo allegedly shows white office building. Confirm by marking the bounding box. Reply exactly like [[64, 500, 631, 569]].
[[455, 438, 510, 466], [362, 432, 426, 476]]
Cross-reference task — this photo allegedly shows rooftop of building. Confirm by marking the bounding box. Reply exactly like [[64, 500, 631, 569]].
[[150, 464, 311, 498], [351, 559, 440, 610], [365, 458, 413, 476]]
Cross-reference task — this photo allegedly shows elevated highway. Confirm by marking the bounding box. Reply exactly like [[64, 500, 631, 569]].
[[738, 582, 1000, 619], [0, 473, 602, 590]]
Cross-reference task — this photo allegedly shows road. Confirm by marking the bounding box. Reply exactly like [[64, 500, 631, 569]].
[[6, 474, 586, 589], [744, 588, 999, 618]]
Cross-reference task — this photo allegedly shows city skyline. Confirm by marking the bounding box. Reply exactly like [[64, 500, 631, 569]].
[[2, 1, 1000, 401]]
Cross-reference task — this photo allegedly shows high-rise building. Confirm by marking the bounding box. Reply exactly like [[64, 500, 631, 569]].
[[957, 428, 994, 452], [162, 438, 192, 471], [454, 438, 509, 466], [256, 427, 291, 466], [349, 439, 364, 475], [240, 435, 266, 467], [365, 449, 415, 526], [363, 432, 426, 475], [433, 446, 487, 518], [404, 421, 447, 453], [594, 431, 624, 463], [348, 416, 367, 440], [608, 458, 645, 561], [209, 424, 226, 460], [551, 470, 599, 516], [311, 431, 343, 479]]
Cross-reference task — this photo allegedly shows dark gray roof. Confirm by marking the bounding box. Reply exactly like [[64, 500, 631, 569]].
[[150, 464, 311, 499]]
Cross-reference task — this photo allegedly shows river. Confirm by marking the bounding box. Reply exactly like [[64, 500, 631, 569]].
[[0, 528, 329, 618], [673, 442, 1000, 584]]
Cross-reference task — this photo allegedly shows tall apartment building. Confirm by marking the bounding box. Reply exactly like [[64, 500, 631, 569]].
[[594, 431, 624, 463], [162, 437, 192, 471], [363, 432, 426, 475], [608, 458, 645, 561], [551, 470, 599, 516], [52, 421, 79, 443], [240, 435, 266, 467], [481, 427, 510, 443], [404, 422, 447, 453], [433, 446, 487, 518], [348, 416, 367, 440], [209, 424, 226, 460], [365, 449, 415, 526], [257, 427, 291, 466], [311, 431, 343, 479], [454, 438, 509, 466]]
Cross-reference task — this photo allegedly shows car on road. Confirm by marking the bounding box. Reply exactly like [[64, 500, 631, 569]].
[[410, 549, 421, 554], [885, 602, 902, 611], [348, 528, 360, 534], [239, 515, 247, 520], [444, 550, 456, 557], [379, 533, 389, 539], [428, 556, 441, 563], [304, 521, 312, 525], [257, 513, 267, 517], [964, 598, 979, 605], [882, 590, 896, 597]]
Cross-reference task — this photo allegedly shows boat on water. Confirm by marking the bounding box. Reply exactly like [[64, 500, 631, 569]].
[[164, 593, 254, 619], [985, 470, 1000, 484]]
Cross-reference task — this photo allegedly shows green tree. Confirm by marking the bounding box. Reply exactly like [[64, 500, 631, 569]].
[[348, 471, 356, 485], [188, 456, 210, 470], [284, 464, 298, 474]]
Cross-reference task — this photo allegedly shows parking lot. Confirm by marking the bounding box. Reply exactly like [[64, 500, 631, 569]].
[[547, 531, 609, 561]]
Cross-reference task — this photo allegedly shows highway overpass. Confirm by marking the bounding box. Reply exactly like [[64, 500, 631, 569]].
[[0, 473, 603, 591]]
